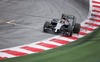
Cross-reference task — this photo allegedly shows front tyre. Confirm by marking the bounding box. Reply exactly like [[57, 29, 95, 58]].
[[43, 21, 51, 32], [67, 26, 73, 36]]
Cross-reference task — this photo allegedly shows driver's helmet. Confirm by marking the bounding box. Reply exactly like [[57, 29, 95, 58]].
[[62, 17, 67, 20], [62, 16, 69, 22], [62, 14, 67, 20]]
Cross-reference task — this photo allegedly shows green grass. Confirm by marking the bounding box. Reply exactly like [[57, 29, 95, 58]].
[[1, 27, 100, 62]]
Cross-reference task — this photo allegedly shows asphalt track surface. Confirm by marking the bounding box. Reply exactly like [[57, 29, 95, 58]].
[[0, 0, 89, 49]]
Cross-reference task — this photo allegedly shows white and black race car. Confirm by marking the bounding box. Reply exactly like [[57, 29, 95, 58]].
[[43, 14, 81, 36]]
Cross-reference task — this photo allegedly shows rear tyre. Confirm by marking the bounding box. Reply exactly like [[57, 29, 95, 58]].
[[43, 21, 51, 32], [73, 23, 80, 34]]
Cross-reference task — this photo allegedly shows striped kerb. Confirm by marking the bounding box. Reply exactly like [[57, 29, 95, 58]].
[[50, 38, 70, 44], [21, 46, 44, 52], [1, 50, 27, 56]]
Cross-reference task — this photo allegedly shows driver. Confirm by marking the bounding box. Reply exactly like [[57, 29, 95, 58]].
[[60, 17, 69, 25], [55, 16, 69, 32]]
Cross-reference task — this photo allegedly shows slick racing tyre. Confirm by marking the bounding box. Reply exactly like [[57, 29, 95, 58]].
[[73, 23, 80, 34], [43, 21, 51, 32], [67, 25, 73, 36]]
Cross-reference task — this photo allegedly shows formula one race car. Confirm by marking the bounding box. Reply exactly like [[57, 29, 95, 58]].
[[43, 14, 81, 36]]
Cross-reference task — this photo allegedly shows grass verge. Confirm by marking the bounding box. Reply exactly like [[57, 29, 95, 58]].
[[1, 27, 100, 62]]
